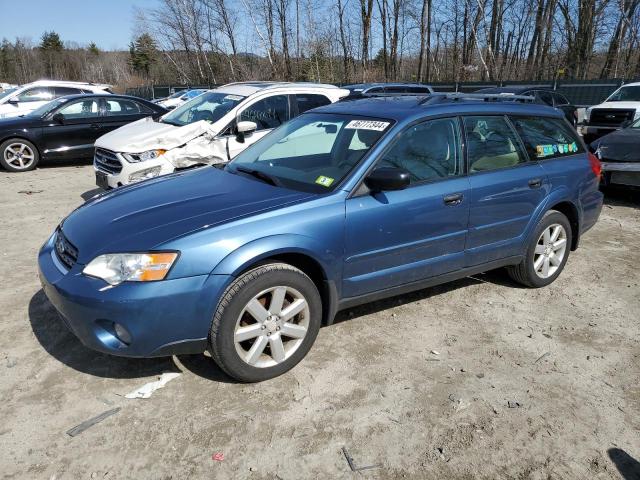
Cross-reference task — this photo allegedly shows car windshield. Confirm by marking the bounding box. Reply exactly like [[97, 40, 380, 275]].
[[181, 90, 206, 100], [161, 91, 244, 127], [167, 90, 186, 99], [227, 113, 393, 193], [25, 97, 69, 117], [0, 88, 17, 101], [606, 85, 640, 102]]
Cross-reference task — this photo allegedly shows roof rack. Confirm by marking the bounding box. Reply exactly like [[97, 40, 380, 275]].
[[340, 91, 430, 101], [421, 92, 536, 104]]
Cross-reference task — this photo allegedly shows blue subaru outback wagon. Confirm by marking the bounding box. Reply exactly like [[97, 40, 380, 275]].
[[38, 94, 603, 382]]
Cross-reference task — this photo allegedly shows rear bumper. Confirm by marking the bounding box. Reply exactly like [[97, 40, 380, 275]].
[[38, 234, 230, 357], [601, 162, 640, 187]]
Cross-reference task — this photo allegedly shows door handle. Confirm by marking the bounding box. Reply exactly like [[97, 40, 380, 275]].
[[443, 193, 463, 206], [528, 178, 542, 188], [90, 123, 101, 130]]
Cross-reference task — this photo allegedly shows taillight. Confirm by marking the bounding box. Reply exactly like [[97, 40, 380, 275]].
[[588, 152, 602, 179]]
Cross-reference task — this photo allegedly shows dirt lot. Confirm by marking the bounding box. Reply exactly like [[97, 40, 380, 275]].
[[1, 161, 639, 480]]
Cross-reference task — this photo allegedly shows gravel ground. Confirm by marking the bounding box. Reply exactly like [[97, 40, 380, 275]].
[[1, 162, 639, 480]]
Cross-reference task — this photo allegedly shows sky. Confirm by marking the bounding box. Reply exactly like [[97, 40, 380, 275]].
[[0, 0, 160, 50]]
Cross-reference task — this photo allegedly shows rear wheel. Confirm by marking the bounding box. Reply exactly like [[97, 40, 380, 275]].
[[508, 210, 572, 288], [0, 138, 39, 172], [209, 263, 322, 382]]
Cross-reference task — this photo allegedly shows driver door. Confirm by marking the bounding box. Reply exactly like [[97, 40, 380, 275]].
[[226, 94, 290, 159], [40, 97, 101, 159]]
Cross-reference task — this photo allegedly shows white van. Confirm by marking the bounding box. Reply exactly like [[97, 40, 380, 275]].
[[0, 80, 112, 119], [93, 82, 349, 189]]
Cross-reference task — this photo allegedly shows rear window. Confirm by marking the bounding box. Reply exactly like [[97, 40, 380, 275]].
[[510, 116, 583, 160]]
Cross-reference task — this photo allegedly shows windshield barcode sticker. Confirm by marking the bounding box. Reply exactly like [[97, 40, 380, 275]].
[[345, 120, 389, 131]]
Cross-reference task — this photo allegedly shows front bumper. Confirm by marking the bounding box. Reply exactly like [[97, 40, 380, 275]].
[[601, 162, 640, 187], [38, 234, 230, 357], [93, 150, 176, 189]]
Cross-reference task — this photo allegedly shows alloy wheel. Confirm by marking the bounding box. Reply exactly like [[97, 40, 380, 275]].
[[234, 286, 310, 368], [533, 223, 567, 279], [4, 142, 35, 170]]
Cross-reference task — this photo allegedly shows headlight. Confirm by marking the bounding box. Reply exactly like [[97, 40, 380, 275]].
[[122, 149, 166, 163], [83, 252, 178, 285]]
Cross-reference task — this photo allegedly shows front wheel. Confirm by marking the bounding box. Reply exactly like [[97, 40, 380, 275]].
[[209, 263, 322, 382], [0, 138, 39, 172], [508, 210, 572, 288]]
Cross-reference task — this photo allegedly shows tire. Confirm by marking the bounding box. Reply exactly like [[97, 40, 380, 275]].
[[209, 263, 322, 382], [0, 138, 40, 172], [507, 210, 572, 288]]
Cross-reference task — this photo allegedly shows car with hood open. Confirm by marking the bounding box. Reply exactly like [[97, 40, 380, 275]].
[[93, 82, 349, 189], [590, 116, 640, 188], [39, 92, 603, 382]]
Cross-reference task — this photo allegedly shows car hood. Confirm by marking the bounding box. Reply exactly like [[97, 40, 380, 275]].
[[591, 128, 640, 163], [95, 117, 220, 153], [61, 167, 314, 263], [591, 101, 639, 111]]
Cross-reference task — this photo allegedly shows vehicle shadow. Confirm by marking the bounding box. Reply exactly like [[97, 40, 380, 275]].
[[608, 448, 640, 480], [602, 186, 640, 208], [332, 270, 519, 325], [37, 157, 93, 169], [29, 289, 238, 383]]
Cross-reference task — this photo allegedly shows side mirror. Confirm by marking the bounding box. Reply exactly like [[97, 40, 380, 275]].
[[52, 113, 65, 124], [7, 97, 19, 105], [364, 166, 410, 192], [235, 120, 257, 143]]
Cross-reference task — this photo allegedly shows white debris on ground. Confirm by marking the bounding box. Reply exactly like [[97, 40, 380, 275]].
[[124, 372, 182, 399]]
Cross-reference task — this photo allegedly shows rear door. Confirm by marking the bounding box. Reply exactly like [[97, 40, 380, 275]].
[[99, 97, 155, 135], [343, 117, 470, 298], [464, 115, 549, 265], [40, 97, 101, 159], [226, 94, 290, 159]]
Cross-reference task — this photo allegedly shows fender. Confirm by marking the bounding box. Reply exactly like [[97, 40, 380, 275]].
[[522, 186, 580, 248], [210, 234, 342, 323]]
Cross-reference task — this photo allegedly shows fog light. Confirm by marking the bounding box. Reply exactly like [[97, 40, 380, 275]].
[[113, 322, 132, 345], [128, 166, 161, 183]]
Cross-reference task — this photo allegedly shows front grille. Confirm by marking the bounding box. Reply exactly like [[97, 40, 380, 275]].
[[94, 148, 122, 174], [54, 229, 78, 270], [589, 108, 635, 127]]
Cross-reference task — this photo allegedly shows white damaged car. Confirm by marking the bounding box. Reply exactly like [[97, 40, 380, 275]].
[[93, 82, 349, 188]]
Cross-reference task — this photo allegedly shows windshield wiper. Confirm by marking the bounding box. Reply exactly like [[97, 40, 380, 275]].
[[234, 165, 280, 186]]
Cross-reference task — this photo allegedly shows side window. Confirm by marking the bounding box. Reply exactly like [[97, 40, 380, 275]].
[[103, 99, 142, 116], [58, 99, 100, 119], [134, 101, 154, 114], [405, 86, 431, 94], [552, 93, 569, 106], [535, 91, 554, 106], [378, 117, 462, 183], [464, 116, 527, 172], [17, 87, 54, 103], [239, 95, 289, 130], [54, 87, 83, 97], [295, 94, 331, 114], [510, 116, 584, 160]]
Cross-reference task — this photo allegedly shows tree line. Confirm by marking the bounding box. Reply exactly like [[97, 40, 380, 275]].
[[1, 0, 639, 90]]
